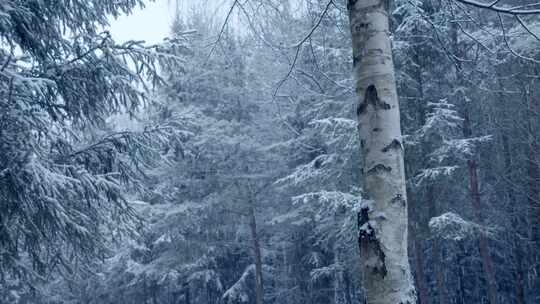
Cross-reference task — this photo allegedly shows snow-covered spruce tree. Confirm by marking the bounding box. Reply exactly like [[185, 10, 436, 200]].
[[391, 2, 455, 301], [392, 1, 540, 303], [257, 2, 363, 303], [347, 0, 416, 303], [69, 11, 287, 304], [0, 0, 183, 298]]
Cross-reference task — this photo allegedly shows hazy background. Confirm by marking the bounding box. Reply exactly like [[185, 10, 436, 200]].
[[109, 0, 172, 44], [109, 0, 235, 44]]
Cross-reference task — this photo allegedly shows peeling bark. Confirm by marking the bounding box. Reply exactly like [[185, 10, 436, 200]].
[[348, 0, 416, 303]]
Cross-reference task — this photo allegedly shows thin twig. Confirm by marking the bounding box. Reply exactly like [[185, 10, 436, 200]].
[[205, 0, 240, 64], [453, 0, 540, 15], [515, 15, 540, 42], [497, 12, 540, 63], [273, 0, 334, 97]]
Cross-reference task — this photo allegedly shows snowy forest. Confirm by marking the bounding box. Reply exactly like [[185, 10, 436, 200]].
[[0, 0, 540, 303]]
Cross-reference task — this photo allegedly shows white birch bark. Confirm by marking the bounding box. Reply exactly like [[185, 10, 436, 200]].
[[347, 0, 416, 303]]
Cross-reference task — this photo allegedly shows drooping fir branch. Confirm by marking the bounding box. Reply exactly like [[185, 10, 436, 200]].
[[0, 0, 190, 287]]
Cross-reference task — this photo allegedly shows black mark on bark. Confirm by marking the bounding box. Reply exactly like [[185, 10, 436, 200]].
[[367, 164, 392, 175], [355, 22, 370, 32], [358, 208, 388, 278], [313, 158, 323, 169], [390, 193, 406, 206], [353, 54, 362, 67], [382, 139, 403, 152], [357, 102, 367, 116], [358, 85, 391, 115], [358, 207, 369, 229]]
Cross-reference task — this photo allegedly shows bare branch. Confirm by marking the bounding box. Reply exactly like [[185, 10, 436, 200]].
[[453, 0, 540, 15], [273, 0, 334, 97], [288, 0, 334, 48], [497, 12, 540, 63], [515, 15, 540, 42], [206, 0, 240, 63]]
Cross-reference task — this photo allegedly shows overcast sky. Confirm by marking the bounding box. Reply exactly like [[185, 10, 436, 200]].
[[109, 0, 174, 44], [108, 1, 233, 44]]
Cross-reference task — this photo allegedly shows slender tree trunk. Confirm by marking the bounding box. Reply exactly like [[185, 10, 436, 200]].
[[408, 194, 430, 304], [334, 243, 347, 304], [494, 67, 527, 304], [343, 270, 353, 304], [523, 86, 540, 246], [500, 83, 526, 304], [456, 241, 467, 304], [248, 207, 264, 304], [451, 18, 498, 302], [408, 40, 430, 304], [463, 113, 498, 304], [347, 1, 416, 303], [513, 246, 526, 304], [280, 243, 290, 304], [410, 227, 429, 304], [427, 185, 449, 304]]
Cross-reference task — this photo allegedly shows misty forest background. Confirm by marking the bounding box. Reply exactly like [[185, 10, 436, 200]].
[[1, 0, 540, 303]]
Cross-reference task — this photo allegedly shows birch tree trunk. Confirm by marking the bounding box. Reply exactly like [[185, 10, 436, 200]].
[[347, 1, 416, 303]]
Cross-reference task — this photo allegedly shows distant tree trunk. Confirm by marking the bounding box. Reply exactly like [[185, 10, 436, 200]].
[[408, 40, 430, 304], [408, 194, 430, 304], [410, 224, 429, 304], [499, 74, 525, 304], [280, 243, 290, 304], [347, 1, 416, 303], [333, 244, 350, 304], [462, 112, 499, 304], [427, 185, 449, 304], [522, 79, 539, 302], [455, 241, 467, 304], [248, 207, 264, 304], [523, 85, 540, 245], [451, 17, 498, 302], [343, 270, 353, 304]]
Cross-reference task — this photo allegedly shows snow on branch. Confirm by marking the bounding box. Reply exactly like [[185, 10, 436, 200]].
[[310, 263, 340, 283], [429, 212, 495, 240], [414, 166, 459, 186], [430, 135, 493, 163]]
